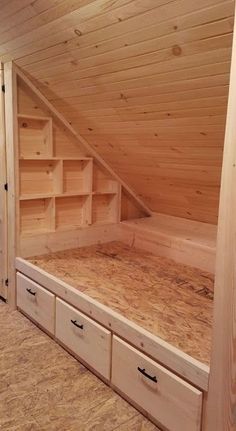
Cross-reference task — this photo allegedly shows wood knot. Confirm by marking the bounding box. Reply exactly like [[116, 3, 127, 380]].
[[172, 45, 182, 56], [74, 29, 82, 36]]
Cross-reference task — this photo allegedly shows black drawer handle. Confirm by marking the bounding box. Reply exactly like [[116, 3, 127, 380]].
[[71, 319, 84, 330], [26, 288, 36, 296], [138, 367, 157, 383]]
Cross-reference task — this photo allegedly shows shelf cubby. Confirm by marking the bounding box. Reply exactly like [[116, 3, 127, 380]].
[[93, 164, 119, 194], [63, 159, 92, 194], [55, 195, 91, 231], [19, 159, 62, 198], [92, 194, 119, 225], [20, 198, 54, 235], [18, 115, 53, 158]]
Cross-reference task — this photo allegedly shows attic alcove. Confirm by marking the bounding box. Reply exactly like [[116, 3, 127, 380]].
[[1, 2, 235, 429], [14, 63, 215, 380]]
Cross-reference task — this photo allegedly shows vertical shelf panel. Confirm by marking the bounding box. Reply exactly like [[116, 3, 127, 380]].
[[56, 195, 91, 231]]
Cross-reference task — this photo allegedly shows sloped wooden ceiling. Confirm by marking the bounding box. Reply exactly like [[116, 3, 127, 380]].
[[0, 0, 234, 224]]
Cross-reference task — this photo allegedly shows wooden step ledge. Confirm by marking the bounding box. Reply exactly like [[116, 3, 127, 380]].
[[120, 213, 217, 273]]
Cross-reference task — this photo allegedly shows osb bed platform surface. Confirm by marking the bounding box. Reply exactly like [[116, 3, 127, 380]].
[[28, 241, 214, 365]]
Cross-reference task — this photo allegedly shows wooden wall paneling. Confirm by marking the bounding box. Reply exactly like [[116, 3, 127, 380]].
[[4, 61, 19, 308], [204, 2, 236, 429], [0, 63, 7, 299], [0, 1, 233, 224]]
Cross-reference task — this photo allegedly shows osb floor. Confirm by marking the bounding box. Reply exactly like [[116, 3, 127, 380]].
[[29, 241, 214, 364], [0, 301, 158, 431]]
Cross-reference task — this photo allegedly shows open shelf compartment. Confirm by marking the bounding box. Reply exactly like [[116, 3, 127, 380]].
[[20, 198, 54, 235], [55, 195, 91, 231], [92, 193, 119, 225], [63, 159, 92, 194], [18, 115, 53, 158], [19, 159, 62, 198], [93, 164, 119, 194]]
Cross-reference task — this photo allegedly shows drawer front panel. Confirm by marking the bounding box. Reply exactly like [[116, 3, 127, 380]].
[[112, 336, 202, 431], [17, 272, 55, 334], [56, 298, 111, 379]]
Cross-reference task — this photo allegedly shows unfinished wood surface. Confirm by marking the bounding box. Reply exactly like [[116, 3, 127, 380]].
[[28, 241, 214, 365], [17, 272, 55, 335], [121, 213, 217, 272], [0, 301, 158, 431], [56, 297, 111, 380], [15, 63, 151, 216], [0, 1, 234, 223], [0, 64, 7, 299], [16, 255, 209, 390], [4, 61, 18, 308], [15, 70, 144, 253], [112, 336, 202, 431], [204, 2, 236, 429]]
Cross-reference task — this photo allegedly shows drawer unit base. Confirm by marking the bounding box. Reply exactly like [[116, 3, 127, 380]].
[[16, 271, 203, 431], [17, 272, 55, 334], [112, 336, 202, 431], [55, 298, 111, 380]]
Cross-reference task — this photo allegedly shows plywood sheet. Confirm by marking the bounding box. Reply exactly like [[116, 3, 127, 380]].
[[28, 241, 214, 364]]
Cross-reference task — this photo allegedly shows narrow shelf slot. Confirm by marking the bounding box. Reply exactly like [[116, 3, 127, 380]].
[[92, 194, 118, 225]]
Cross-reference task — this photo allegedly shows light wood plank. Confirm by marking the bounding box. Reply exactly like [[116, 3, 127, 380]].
[[204, 2, 236, 429], [0, 64, 7, 299]]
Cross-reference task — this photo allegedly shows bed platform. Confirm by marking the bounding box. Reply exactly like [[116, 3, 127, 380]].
[[27, 242, 213, 365]]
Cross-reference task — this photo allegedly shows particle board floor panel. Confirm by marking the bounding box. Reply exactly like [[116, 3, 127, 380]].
[[28, 241, 214, 365], [0, 301, 158, 431]]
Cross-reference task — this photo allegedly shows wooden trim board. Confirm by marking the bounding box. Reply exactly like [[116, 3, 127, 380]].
[[15, 256, 209, 391], [0, 63, 7, 299], [20, 223, 121, 258], [4, 62, 19, 308], [204, 1, 236, 429]]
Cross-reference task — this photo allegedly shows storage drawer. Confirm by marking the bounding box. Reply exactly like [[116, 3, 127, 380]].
[[112, 336, 202, 431], [17, 272, 55, 334], [56, 298, 111, 380]]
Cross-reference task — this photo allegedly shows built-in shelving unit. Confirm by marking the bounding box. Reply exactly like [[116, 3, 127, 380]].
[[18, 114, 120, 236]]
